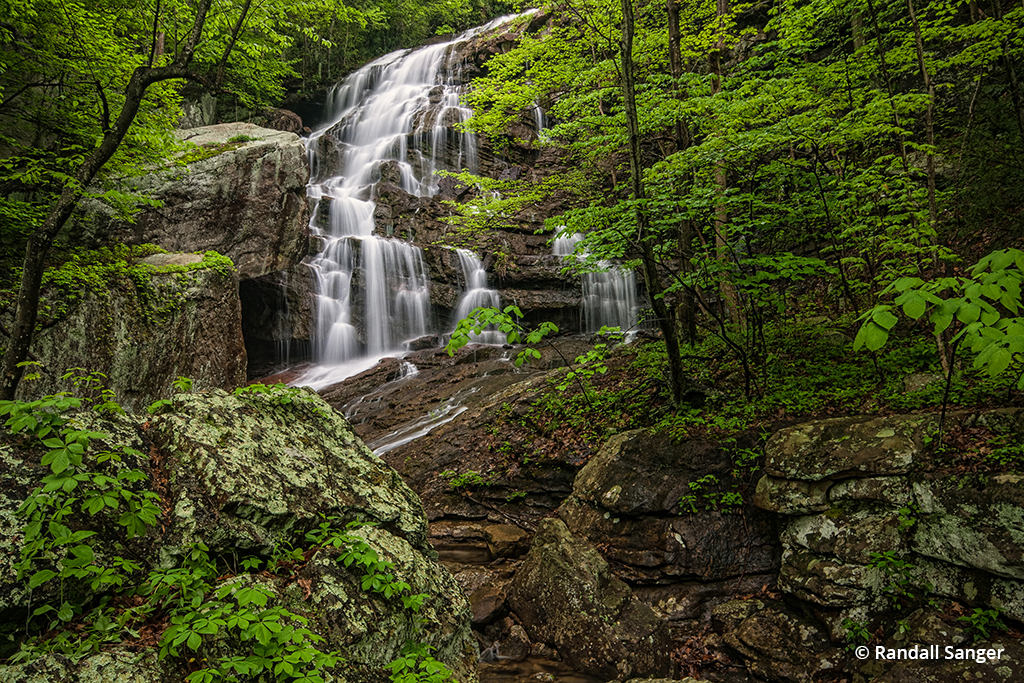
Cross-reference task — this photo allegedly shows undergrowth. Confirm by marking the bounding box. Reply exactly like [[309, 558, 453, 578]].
[[482, 319, 1019, 471], [0, 375, 455, 683]]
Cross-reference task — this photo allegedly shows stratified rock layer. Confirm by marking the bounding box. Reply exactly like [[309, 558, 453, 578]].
[[715, 408, 1024, 683]]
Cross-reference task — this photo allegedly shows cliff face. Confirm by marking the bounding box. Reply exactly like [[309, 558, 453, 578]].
[[17, 251, 247, 413]]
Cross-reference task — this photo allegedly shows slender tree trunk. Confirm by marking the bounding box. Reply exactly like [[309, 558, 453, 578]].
[[667, 0, 697, 343], [907, 0, 950, 372], [993, 0, 1024, 140], [907, 0, 938, 232], [710, 0, 739, 326], [852, 11, 865, 50], [619, 0, 688, 404], [0, 0, 217, 400]]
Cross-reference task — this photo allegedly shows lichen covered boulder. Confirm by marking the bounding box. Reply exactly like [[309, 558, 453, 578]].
[[18, 250, 246, 413], [0, 388, 477, 683]]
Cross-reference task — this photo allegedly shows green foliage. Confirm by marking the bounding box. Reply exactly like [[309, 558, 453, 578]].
[[856, 249, 1024, 387], [958, 608, 1008, 643], [446, 0, 1024, 416], [388, 641, 455, 683], [439, 469, 489, 490], [555, 328, 621, 392], [2, 383, 449, 681], [869, 550, 932, 611], [984, 437, 1024, 468], [282, 0, 515, 92], [446, 305, 559, 366], [897, 504, 919, 532], [233, 382, 306, 405], [151, 549, 342, 683], [841, 618, 872, 647], [678, 474, 743, 514]]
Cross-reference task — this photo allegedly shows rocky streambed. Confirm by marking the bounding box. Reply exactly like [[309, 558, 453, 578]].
[[306, 345, 1024, 683]]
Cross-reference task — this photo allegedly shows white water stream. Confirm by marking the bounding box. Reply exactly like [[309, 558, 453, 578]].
[[453, 249, 505, 344], [553, 233, 639, 333], [297, 15, 527, 390]]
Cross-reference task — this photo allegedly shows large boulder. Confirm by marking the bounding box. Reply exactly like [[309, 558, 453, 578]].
[[0, 388, 477, 682], [86, 122, 309, 280], [17, 250, 246, 412], [754, 409, 1024, 620], [558, 429, 779, 629], [506, 518, 674, 680]]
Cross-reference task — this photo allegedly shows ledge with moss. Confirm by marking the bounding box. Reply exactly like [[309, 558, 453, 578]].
[[8, 245, 246, 412]]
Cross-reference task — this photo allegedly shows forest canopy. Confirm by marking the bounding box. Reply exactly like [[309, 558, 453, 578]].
[[441, 0, 1024, 404]]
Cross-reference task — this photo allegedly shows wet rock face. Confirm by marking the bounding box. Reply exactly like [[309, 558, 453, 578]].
[[315, 337, 603, 526], [558, 429, 780, 624], [86, 123, 309, 281], [0, 390, 477, 683], [18, 253, 247, 413], [507, 518, 674, 680], [239, 262, 316, 377]]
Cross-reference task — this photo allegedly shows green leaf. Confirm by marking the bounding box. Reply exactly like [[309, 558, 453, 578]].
[[29, 569, 57, 588], [854, 322, 889, 352], [901, 295, 927, 320], [930, 311, 954, 334], [986, 347, 1013, 377], [956, 302, 981, 324], [873, 309, 898, 330]]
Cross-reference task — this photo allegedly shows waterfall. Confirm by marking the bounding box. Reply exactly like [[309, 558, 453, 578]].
[[453, 249, 505, 345], [298, 14, 528, 389], [531, 102, 546, 134], [553, 232, 639, 333]]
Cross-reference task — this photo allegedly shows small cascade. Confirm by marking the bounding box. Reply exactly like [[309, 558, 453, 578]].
[[531, 102, 546, 134], [453, 249, 505, 345], [298, 13, 529, 389], [553, 232, 639, 333]]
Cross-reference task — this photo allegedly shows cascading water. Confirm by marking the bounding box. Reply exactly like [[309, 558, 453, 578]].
[[554, 233, 639, 333], [298, 14, 527, 389], [453, 249, 504, 344]]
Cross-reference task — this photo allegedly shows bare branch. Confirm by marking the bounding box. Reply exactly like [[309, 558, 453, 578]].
[[215, 0, 255, 86], [149, 0, 162, 67]]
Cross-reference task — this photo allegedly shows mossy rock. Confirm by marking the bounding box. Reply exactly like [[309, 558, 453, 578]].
[[0, 390, 476, 682]]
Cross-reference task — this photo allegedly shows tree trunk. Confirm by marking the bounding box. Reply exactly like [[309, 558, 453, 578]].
[[907, 0, 951, 372], [0, 0, 217, 400], [620, 0, 688, 405], [710, 0, 740, 326], [666, 0, 697, 343]]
